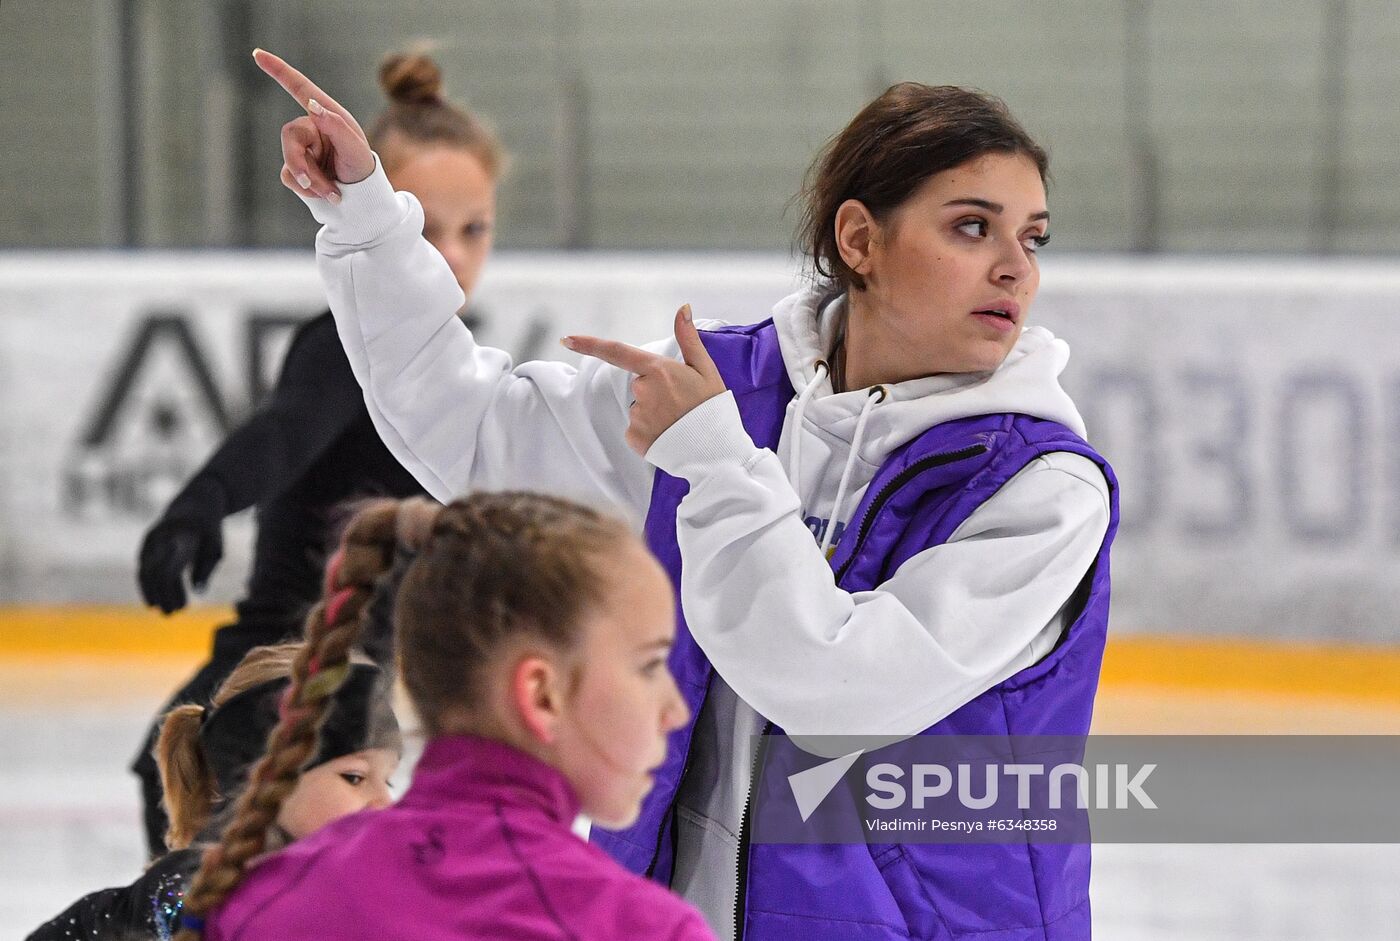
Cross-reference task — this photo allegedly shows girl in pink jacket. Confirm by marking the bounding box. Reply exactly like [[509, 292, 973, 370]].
[[177, 493, 715, 941]]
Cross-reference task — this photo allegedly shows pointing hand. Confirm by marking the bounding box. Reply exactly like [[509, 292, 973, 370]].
[[253, 49, 375, 203], [563, 305, 727, 456]]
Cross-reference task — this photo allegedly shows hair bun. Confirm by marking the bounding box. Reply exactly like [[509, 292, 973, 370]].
[[379, 51, 443, 105]]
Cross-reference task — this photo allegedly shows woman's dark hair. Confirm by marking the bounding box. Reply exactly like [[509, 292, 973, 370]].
[[367, 49, 507, 179], [798, 83, 1049, 292]]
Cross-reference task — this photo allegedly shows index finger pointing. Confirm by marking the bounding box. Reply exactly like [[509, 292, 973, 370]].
[[563, 335, 661, 375], [253, 49, 325, 107], [253, 49, 363, 134]]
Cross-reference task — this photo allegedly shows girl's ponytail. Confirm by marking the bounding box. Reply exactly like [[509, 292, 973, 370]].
[[155, 704, 214, 850], [155, 643, 302, 850]]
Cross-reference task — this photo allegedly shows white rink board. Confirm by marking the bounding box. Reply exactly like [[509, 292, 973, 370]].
[[2, 252, 1400, 643]]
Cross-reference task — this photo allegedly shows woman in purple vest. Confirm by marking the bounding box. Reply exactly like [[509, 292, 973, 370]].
[[257, 48, 1117, 941]]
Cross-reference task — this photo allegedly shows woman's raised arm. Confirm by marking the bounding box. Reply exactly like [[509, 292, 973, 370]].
[[254, 50, 653, 515]]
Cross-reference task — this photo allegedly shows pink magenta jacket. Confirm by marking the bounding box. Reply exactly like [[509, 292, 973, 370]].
[[207, 734, 715, 941]]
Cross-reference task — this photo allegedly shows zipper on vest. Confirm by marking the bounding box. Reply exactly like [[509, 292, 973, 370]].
[[733, 720, 773, 941], [729, 443, 989, 935], [833, 444, 988, 583]]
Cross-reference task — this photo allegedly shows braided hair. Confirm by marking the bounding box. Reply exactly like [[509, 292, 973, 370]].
[[174, 497, 431, 938], [395, 491, 630, 736], [176, 492, 630, 937]]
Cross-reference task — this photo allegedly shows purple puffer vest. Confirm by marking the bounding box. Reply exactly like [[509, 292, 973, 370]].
[[593, 320, 1119, 940]]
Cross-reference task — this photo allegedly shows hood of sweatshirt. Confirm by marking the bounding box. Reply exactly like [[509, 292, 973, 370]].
[[766, 286, 1088, 549]]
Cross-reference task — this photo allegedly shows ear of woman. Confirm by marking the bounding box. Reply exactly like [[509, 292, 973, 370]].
[[834, 198, 879, 281]]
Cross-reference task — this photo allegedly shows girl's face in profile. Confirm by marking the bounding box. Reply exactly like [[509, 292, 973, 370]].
[[277, 747, 400, 840], [857, 151, 1049, 376], [388, 145, 497, 302], [552, 541, 690, 829]]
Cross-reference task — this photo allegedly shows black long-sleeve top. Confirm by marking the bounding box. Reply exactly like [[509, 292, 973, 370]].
[[173, 311, 426, 628]]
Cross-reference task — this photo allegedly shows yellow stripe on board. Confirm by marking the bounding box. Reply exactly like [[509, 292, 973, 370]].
[[0, 605, 232, 658], [1100, 634, 1400, 705], [1, 608, 1398, 706]]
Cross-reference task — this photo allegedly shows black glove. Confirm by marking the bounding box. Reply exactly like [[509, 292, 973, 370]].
[[138, 478, 226, 614]]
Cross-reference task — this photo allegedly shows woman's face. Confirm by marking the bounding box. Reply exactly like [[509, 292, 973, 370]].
[[387, 145, 497, 302], [852, 151, 1049, 376], [551, 541, 690, 829], [276, 747, 399, 840]]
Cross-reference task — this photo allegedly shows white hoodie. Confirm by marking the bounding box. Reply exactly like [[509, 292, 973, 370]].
[[306, 158, 1112, 931], [305, 157, 1110, 741]]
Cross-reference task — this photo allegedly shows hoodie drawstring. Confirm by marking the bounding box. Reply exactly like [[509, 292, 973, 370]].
[[818, 384, 887, 558], [786, 359, 829, 500]]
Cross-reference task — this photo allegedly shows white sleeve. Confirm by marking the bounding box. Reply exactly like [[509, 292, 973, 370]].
[[300, 157, 653, 518], [646, 394, 1111, 739]]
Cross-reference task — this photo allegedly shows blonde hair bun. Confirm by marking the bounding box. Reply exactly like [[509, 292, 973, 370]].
[[379, 51, 443, 106], [367, 47, 507, 180]]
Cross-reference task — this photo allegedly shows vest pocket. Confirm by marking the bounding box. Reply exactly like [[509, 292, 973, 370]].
[[875, 846, 953, 941]]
